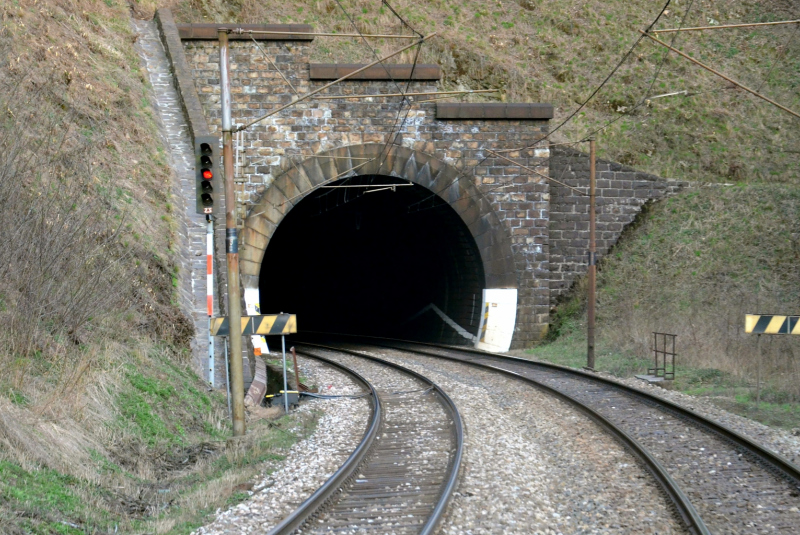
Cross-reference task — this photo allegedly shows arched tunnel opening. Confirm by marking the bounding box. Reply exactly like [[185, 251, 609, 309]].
[[259, 175, 485, 345]]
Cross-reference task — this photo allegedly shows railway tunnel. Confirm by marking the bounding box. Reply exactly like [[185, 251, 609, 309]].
[[259, 174, 486, 345]]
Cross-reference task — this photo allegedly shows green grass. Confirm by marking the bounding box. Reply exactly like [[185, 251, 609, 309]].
[[118, 389, 175, 445], [530, 320, 653, 377], [147, 412, 319, 534], [0, 409, 321, 535], [0, 462, 103, 534], [527, 324, 800, 430]]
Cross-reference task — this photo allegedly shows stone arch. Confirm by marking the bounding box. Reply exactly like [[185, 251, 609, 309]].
[[239, 143, 517, 294]]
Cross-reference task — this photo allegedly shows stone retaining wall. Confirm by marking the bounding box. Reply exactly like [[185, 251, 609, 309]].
[[549, 146, 689, 302]]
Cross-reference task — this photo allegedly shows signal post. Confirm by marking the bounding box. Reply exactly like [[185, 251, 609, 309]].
[[219, 29, 246, 436]]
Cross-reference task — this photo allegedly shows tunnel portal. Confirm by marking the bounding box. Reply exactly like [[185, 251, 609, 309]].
[[259, 175, 485, 344]]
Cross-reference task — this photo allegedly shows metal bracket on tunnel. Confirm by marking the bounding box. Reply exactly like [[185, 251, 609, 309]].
[[319, 182, 413, 195], [364, 184, 400, 194]]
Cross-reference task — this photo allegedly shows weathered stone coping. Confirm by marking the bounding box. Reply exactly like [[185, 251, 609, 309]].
[[437, 103, 554, 120], [310, 63, 441, 80]]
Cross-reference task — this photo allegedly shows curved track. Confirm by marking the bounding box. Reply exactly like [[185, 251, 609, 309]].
[[339, 337, 800, 535], [271, 346, 463, 535]]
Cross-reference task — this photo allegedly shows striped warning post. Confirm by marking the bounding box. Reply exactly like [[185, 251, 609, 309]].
[[479, 302, 490, 342], [745, 314, 800, 335], [210, 313, 298, 337], [207, 221, 214, 316]]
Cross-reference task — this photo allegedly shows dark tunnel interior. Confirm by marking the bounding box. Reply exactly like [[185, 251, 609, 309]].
[[259, 175, 485, 344]]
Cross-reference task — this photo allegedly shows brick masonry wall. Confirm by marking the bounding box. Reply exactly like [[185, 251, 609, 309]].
[[181, 38, 553, 347], [548, 146, 689, 303]]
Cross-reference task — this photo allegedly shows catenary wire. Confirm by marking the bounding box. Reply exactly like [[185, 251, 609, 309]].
[[309, 0, 424, 212], [405, 0, 675, 214], [577, 0, 696, 142]]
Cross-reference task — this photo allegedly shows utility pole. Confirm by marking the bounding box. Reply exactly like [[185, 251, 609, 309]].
[[219, 29, 246, 436], [587, 139, 597, 370]]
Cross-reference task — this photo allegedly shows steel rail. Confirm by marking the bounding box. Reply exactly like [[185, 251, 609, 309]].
[[347, 338, 709, 535], [299, 333, 800, 532], [381, 337, 800, 489], [295, 342, 464, 535], [266, 352, 381, 535]]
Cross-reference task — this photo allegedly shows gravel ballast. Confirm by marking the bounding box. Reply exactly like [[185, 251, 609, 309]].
[[611, 374, 800, 464], [192, 358, 370, 535], [354, 347, 684, 534], [193, 345, 800, 534]]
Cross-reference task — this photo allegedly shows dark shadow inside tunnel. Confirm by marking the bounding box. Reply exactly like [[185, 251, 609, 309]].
[[259, 175, 485, 344]]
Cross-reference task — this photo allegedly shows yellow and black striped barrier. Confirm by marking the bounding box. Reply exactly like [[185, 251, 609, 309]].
[[210, 313, 297, 337], [745, 314, 800, 335]]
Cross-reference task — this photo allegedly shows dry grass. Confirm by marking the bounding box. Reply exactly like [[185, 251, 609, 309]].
[[591, 183, 800, 399], [163, 0, 800, 410], [0, 0, 191, 380], [0, 1, 255, 532], [1, 0, 797, 529]]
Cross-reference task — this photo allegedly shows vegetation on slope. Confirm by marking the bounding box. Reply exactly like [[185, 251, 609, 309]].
[[1, 0, 797, 530], [0, 1, 315, 533], [532, 182, 800, 428]]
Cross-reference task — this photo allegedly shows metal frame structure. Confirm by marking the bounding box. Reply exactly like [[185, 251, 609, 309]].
[[649, 332, 677, 380]]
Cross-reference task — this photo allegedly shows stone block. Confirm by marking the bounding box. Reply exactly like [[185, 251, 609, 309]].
[[242, 226, 269, 252], [244, 212, 277, 238], [301, 156, 328, 187]]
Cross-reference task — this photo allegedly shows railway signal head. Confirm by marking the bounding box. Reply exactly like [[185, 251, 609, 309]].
[[195, 135, 220, 215]]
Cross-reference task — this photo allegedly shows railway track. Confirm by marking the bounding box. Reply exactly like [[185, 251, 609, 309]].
[[269, 346, 463, 535], [325, 337, 800, 535]]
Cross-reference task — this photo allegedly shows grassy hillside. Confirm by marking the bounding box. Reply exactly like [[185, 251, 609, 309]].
[[533, 183, 800, 428], [164, 0, 800, 421], [0, 1, 315, 533]]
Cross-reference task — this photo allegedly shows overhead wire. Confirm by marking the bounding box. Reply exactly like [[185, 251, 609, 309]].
[[438, 0, 702, 228], [309, 0, 425, 214], [249, 34, 299, 96], [507, 0, 676, 149], [239, 2, 424, 215], [406, 0, 675, 215], [381, 0, 423, 39], [577, 0, 696, 143], [755, 15, 799, 94], [340, 0, 425, 167]]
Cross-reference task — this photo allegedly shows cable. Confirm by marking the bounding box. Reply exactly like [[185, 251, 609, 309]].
[[577, 0, 696, 142], [332, 0, 415, 100], [405, 0, 675, 213], [521, 0, 676, 148], [300, 392, 372, 399], [389, 386, 434, 395], [382, 0, 423, 38], [250, 34, 299, 96], [756, 14, 799, 93], [310, 0, 425, 212]]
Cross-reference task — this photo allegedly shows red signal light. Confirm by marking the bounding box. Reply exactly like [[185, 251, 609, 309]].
[[195, 137, 217, 215]]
